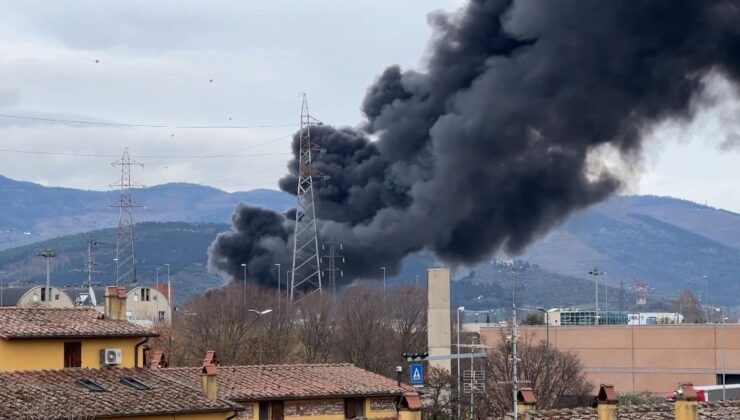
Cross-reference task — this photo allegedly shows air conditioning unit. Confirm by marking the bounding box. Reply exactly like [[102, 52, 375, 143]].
[[101, 348, 122, 366]]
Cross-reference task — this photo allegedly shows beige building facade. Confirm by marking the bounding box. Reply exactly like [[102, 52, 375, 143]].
[[481, 324, 740, 393], [126, 286, 172, 325]]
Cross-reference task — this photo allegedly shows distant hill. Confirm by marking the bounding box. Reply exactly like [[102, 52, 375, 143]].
[[0, 175, 292, 249], [1, 174, 739, 306]]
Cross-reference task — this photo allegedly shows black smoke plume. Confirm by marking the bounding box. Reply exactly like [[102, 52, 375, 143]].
[[210, 0, 740, 286]]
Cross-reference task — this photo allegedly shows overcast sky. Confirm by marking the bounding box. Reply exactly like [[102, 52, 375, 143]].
[[0, 0, 738, 212]]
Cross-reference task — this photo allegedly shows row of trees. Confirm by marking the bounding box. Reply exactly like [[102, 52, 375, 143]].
[[153, 282, 593, 418], [153, 283, 427, 378]]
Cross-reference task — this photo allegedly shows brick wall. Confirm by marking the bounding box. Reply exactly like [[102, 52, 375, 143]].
[[284, 399, 344, 416]]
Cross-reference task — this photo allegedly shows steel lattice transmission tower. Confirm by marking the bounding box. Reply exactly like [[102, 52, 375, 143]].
[[110, 147, 143, 286], [290, 94, 324, 302], [321, 234, 345, 295]]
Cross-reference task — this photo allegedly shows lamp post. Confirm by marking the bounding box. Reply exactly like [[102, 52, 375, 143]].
[[457, 306, 465, 420], [588, 268, 605, 325], [537, 307, 550, 399], [274, 263, 281, 305], [241, 263, 247, 311], [380, 267, 386, 293], [286, 270, 292, 302], [248, 309, 273, 364], [37, 249, 57, 305], [164, 263, 171, 309]]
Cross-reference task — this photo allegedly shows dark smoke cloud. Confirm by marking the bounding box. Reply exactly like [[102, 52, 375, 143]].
[[210, 0, 740, 286]]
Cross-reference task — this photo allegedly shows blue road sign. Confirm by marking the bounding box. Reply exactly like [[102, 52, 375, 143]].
[[410, 364, 424, 385]]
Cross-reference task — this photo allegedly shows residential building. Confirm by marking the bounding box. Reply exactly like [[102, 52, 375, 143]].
[[0, 285, 74, 308], [0, 367, 242, 419], [126, 285, 172, 325], [0, 286, 157, 371], [157, 361, 422, 420]]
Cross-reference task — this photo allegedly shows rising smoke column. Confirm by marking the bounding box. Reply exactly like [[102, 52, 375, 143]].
[[210, 0, 740, 286]]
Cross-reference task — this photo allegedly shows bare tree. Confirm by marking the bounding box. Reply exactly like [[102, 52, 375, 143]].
[[294, 293, 336, 363], [422, 367, 456, 420], [672, 290, 705, 323], [481, 331, 592, 415], [335, 286, 395, 375]]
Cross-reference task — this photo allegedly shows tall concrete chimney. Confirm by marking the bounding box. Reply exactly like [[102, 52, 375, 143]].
[[674, 383, 698, 420], [104, 286, 127, 321], [597, 384, 618, 420], [427, 268, 451, 372]]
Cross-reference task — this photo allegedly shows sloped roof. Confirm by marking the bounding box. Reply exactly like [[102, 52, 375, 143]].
[[0, 307, 157, 339], [158, 363, 411, 401], [0, 368, 241, 419], [505, 400, 740, 419]]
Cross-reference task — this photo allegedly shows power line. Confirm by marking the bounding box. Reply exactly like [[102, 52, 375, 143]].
[[0, 41, 304, 95], [0, 113, 297, 129]]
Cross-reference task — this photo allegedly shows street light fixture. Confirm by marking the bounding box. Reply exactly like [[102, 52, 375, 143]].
[[456, 306, 465, 420], [588, 268, 605, 325], [248, 308, 273, 364], [241, 263, 247, 311], [274, 264, 281, 302]]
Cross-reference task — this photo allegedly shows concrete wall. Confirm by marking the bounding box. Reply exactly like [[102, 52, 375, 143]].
[[481, 324, 740, 393], [427, 268, 451, 373], [0, 337, 144, 370]]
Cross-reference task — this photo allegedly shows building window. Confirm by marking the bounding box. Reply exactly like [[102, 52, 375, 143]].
[[55, 294, 60, 301], [158, 311, 166, 321], [64, 342, 82, 368], [259, 402, 269, 420], [344, 398, 365, 419], [41, 288, 47, 302]]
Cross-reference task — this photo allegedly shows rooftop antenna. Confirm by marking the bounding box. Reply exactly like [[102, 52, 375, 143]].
[[110, 147, 143, 287], [290, 94, 325, 302], [36, 249, 57, 305], [76, 240, 105, 306]]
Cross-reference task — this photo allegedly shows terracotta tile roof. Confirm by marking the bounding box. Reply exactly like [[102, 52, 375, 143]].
[[0, 307, 157, 339], [0, 368, 241, 419], [158, 363, 410, 401], [506, 400, 740, 419]]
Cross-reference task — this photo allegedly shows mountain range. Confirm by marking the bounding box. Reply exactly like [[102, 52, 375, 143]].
[[0, 175, 739, 307]]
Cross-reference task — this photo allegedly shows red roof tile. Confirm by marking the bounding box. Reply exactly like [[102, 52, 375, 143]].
[[0, 307, 157, 339], [158, 363, 410, 402], [0, 368, 241, 419]]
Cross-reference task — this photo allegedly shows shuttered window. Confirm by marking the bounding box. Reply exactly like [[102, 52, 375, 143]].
[[64, 342, 82, 368]]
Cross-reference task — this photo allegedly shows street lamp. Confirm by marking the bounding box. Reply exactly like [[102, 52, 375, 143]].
[[241, 263, 247, 311], [164, 263, 172, 309], [456, 306, 465, 420], [380, 267, 387, 293], [155, 267, 160, 320], [248, 309, 273, 364], [274, 263, 281, 303], [537, 307, 550, 395], [588, 268, 605, 325]]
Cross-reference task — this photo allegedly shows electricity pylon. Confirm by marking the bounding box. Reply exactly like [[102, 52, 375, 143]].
[[110, 147, 143, 286], [290, 94, 324, 302]]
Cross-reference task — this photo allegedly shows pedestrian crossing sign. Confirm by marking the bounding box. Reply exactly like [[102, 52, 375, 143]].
[[410, 364, 424, 385]]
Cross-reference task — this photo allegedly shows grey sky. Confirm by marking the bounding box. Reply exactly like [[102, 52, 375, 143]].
[[0, 0, 738, 212]]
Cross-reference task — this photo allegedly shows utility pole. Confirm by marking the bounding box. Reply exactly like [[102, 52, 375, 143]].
[[82, 240, 104, 306], [321, 234, 344, 295], [290, 94, 324, 302], [618, 278, 625, 312], [37, 249, 57, 305], [155, 267, 160, 321], [110, 147, 143, 286]]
